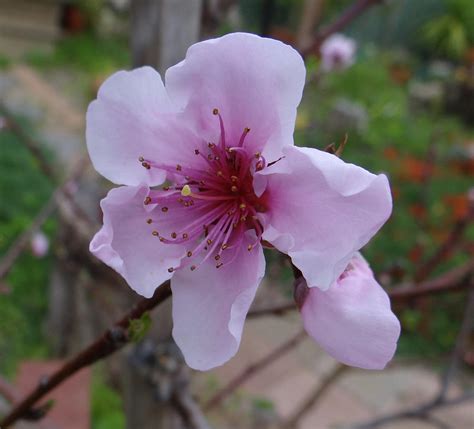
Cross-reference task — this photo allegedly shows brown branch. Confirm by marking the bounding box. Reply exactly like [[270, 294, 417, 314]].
[[414, 196, 474, 282], [248, 260, 474, 318], [351, 390, 474, 429], [0, 282, 172, 428], [281, 364, 347, 428], [172, 390, 213, 429], [301, 0, 383, 57], [0, 104, 58, 182], [0, 156, 88, 280], [203, 329, 306, 411], [351, 286, 474, 429]]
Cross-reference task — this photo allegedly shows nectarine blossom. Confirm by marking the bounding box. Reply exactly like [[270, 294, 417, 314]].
[[87, 33, 398, 370]]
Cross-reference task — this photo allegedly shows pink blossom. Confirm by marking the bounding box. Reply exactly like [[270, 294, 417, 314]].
[[31, 231, 49, 258], [300, 253, 400, 369], [320, 33, 356, 72], [87, 33, 394, 370]]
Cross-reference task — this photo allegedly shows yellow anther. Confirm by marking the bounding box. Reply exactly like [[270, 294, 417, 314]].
[[244, 127, 250, 133], [152, 230, 159, 236], [221, 243, 228, 250], [144, 197, 152, 205], [159, 237, 165, 242], [254, 152, 261, 159], [239, 203, 246, 210], [231, 185, 239, 193], [182, 233, 188, 239], [142, 162, 151, 169], [187, 251, 193, 257], [247, 244, 253, 251], [163, 186, 170, 191], [215, 254, 221, 261], [230, 176, 239, 182], [216, 262, 223, 269], [171, 232, 177, 239], [207, 239, 213, 245], [181, 185, 192, 197]]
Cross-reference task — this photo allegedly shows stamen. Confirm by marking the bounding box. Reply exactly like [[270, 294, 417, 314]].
[[161, 207, 169, 212], [168, 267, 174, 273], [181, 185, 192, 197]]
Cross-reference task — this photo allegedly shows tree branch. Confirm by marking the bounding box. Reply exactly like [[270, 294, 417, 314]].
[[0, 282, 172, 428], [203, 330, 306, 411], [281, 364, 347, 428], [301, 0, 384, 56], [0, 156, 88, 280], [248, 260, 474, 318]]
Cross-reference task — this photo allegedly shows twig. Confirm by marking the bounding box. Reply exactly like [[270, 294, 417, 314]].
[[350, 390, 474, 429], [414, 196, 474, 282], [248, 260, 474, 318], [0, 104, 57, 181], [203, 330, 306, 411], [172, 390, 213, 429], [350, 286, 474, 429], [0, 282, 172, 428], [0, 157, 88, 280], [280, 364, 347, 428], [435, 284, 474, 402], [301, 0, 384, 56]]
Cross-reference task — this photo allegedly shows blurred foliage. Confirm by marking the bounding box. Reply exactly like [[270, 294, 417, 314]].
[[25, 33, 129, 76], [0, 126, 55, 376], [421, 0, 474, 60], [92, 369, 125, 429]]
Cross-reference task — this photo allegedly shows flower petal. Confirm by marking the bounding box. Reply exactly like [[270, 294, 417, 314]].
[[165, 32, 306, 161], [90, 185, 186, 298], [171, 237, 265, 370], [301, 254, 400, 369], [261, 145, 392, 290], [86, 66, 203, 186]]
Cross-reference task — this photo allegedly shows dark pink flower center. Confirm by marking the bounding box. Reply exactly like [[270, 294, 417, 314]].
[[140, 109, 268, 272]]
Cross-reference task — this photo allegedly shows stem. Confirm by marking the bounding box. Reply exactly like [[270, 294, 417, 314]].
[[0, 282, 172, 428], [301, 0, 383, 56], [203, 330, 306, 411]]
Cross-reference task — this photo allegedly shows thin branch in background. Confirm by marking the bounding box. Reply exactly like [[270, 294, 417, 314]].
[[281, 364, 347, 429], [414, 193, 474, 282], [0, 104, 58, 182], [0, 282, 172, 428], [172, 390, 213, 429], [248, 259, 474, 319], [350, 286, 474, 429], [0, 156, 88, 280], [203, 330, 307, 411], [301, 0, 383, 56]]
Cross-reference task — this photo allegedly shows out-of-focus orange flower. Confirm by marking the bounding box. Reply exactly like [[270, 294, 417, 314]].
[[444, 194, 469, 220]]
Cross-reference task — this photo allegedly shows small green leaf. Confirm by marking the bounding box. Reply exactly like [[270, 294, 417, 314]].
[[128, 312, 152, 343]]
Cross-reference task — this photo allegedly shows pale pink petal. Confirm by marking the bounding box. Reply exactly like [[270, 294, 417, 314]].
[[301, 254, 400, 369], [171, 236, 265, 370], [30, 231, 49, 258], [90, 185, 186, 298], [260, 145, 392, 290], [87, 67, 207, 186], [165, 32, 306, 161]]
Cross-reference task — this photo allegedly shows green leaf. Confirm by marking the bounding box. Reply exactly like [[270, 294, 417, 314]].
[[127, 312, 152, 343]]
